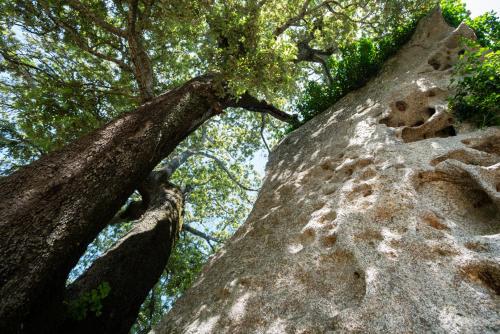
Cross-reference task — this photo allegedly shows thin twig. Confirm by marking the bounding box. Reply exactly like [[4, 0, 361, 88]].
[[183, 223, 221, 243], [195, 151, 260, 192], [260, 114, 271, 154]]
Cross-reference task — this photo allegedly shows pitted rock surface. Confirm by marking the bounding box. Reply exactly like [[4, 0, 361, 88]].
[[154, 9, 500, 334]]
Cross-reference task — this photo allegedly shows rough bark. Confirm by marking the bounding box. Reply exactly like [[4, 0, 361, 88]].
[[128, 27, 155, 101], [0, 74, 219, 333], [60, 180, 183, 334], [155, 9, 500, 334], [127, 0, 155, 101]]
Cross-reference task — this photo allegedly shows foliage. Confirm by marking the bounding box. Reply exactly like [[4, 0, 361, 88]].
[[449, 47, 500, 127], [296, 15, 423, 124], [65, 282, 111, 321], [440, 0, 469, 27], [439, 0, 500, 127], [466, 12, 500, 51], [296, 1, 500, 128], [441, 0, 499, 50]]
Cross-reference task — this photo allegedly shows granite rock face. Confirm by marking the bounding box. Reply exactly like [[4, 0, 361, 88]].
[[155, 9, 500, 334]]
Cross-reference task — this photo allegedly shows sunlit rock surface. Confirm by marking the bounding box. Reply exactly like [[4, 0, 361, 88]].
[[155, 9, 500, 334]]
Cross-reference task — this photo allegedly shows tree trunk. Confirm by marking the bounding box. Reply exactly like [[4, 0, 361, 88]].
[[0, 75, 219, 333], [154, 10, 500, 334], [60, 180, 183, 334]]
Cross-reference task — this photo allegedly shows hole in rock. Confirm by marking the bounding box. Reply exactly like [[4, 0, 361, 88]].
[[320, 163, 330, 170], [464, 241, 489, 252], [435, 126, 456, 137], [417, 178, 499, 236], [314, 250, 366, 310], [395, 101, 408, 111], [428, 58, 440, 70], [461, 262, 500, 295], [354, 228, 383, 241], [412, 120, 425, 127], [432, 245, 459, 257], [422, 212, 449, 230], [472, 194, 492, 209], [379, 117, 390, 126], [363, 189, 373, 197], [321, 234, 337, 247], [462, 136, 500, 156], [300, 227, 316, 245], [426, 107, 436, 116], [321, 210, 337, 223], [348, 183, 373, 200]]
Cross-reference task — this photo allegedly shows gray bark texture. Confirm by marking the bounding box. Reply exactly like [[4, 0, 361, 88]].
[[0, 74, 219, 333]]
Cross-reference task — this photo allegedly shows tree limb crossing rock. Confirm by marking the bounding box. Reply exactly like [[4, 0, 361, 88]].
[[155, 9, 500, 334]]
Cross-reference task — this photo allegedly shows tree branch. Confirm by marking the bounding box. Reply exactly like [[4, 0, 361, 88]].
[[274, 0, 313, 36], [182, 224, 221, 243], [38, 2, 133, 72], [0, 120, 45, 156], [194, 151, 260, 192], [67, 0, 127, 37], [274, 0, 350, 36], [0, 49, 60, 82], [316, 56, 334, 86], [223, 92, 298, 125], [260, 114, 271, 154], [294, 21, 335, 85], [62, 184, 183, 334], [126, 0, 155, 101], [159, 150, 197, 178]]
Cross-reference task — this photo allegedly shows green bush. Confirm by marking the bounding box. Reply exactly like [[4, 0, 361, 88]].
[[441, 0, 500, 127], [440, 0, 469, 27], [467, 12, 500, 51], [449, 47, 500, 127], [296, 19, 419, 125], [294, 1, 500, 129]]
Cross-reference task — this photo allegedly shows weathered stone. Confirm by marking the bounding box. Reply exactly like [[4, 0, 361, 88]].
[[154, 8, 500, 334]]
